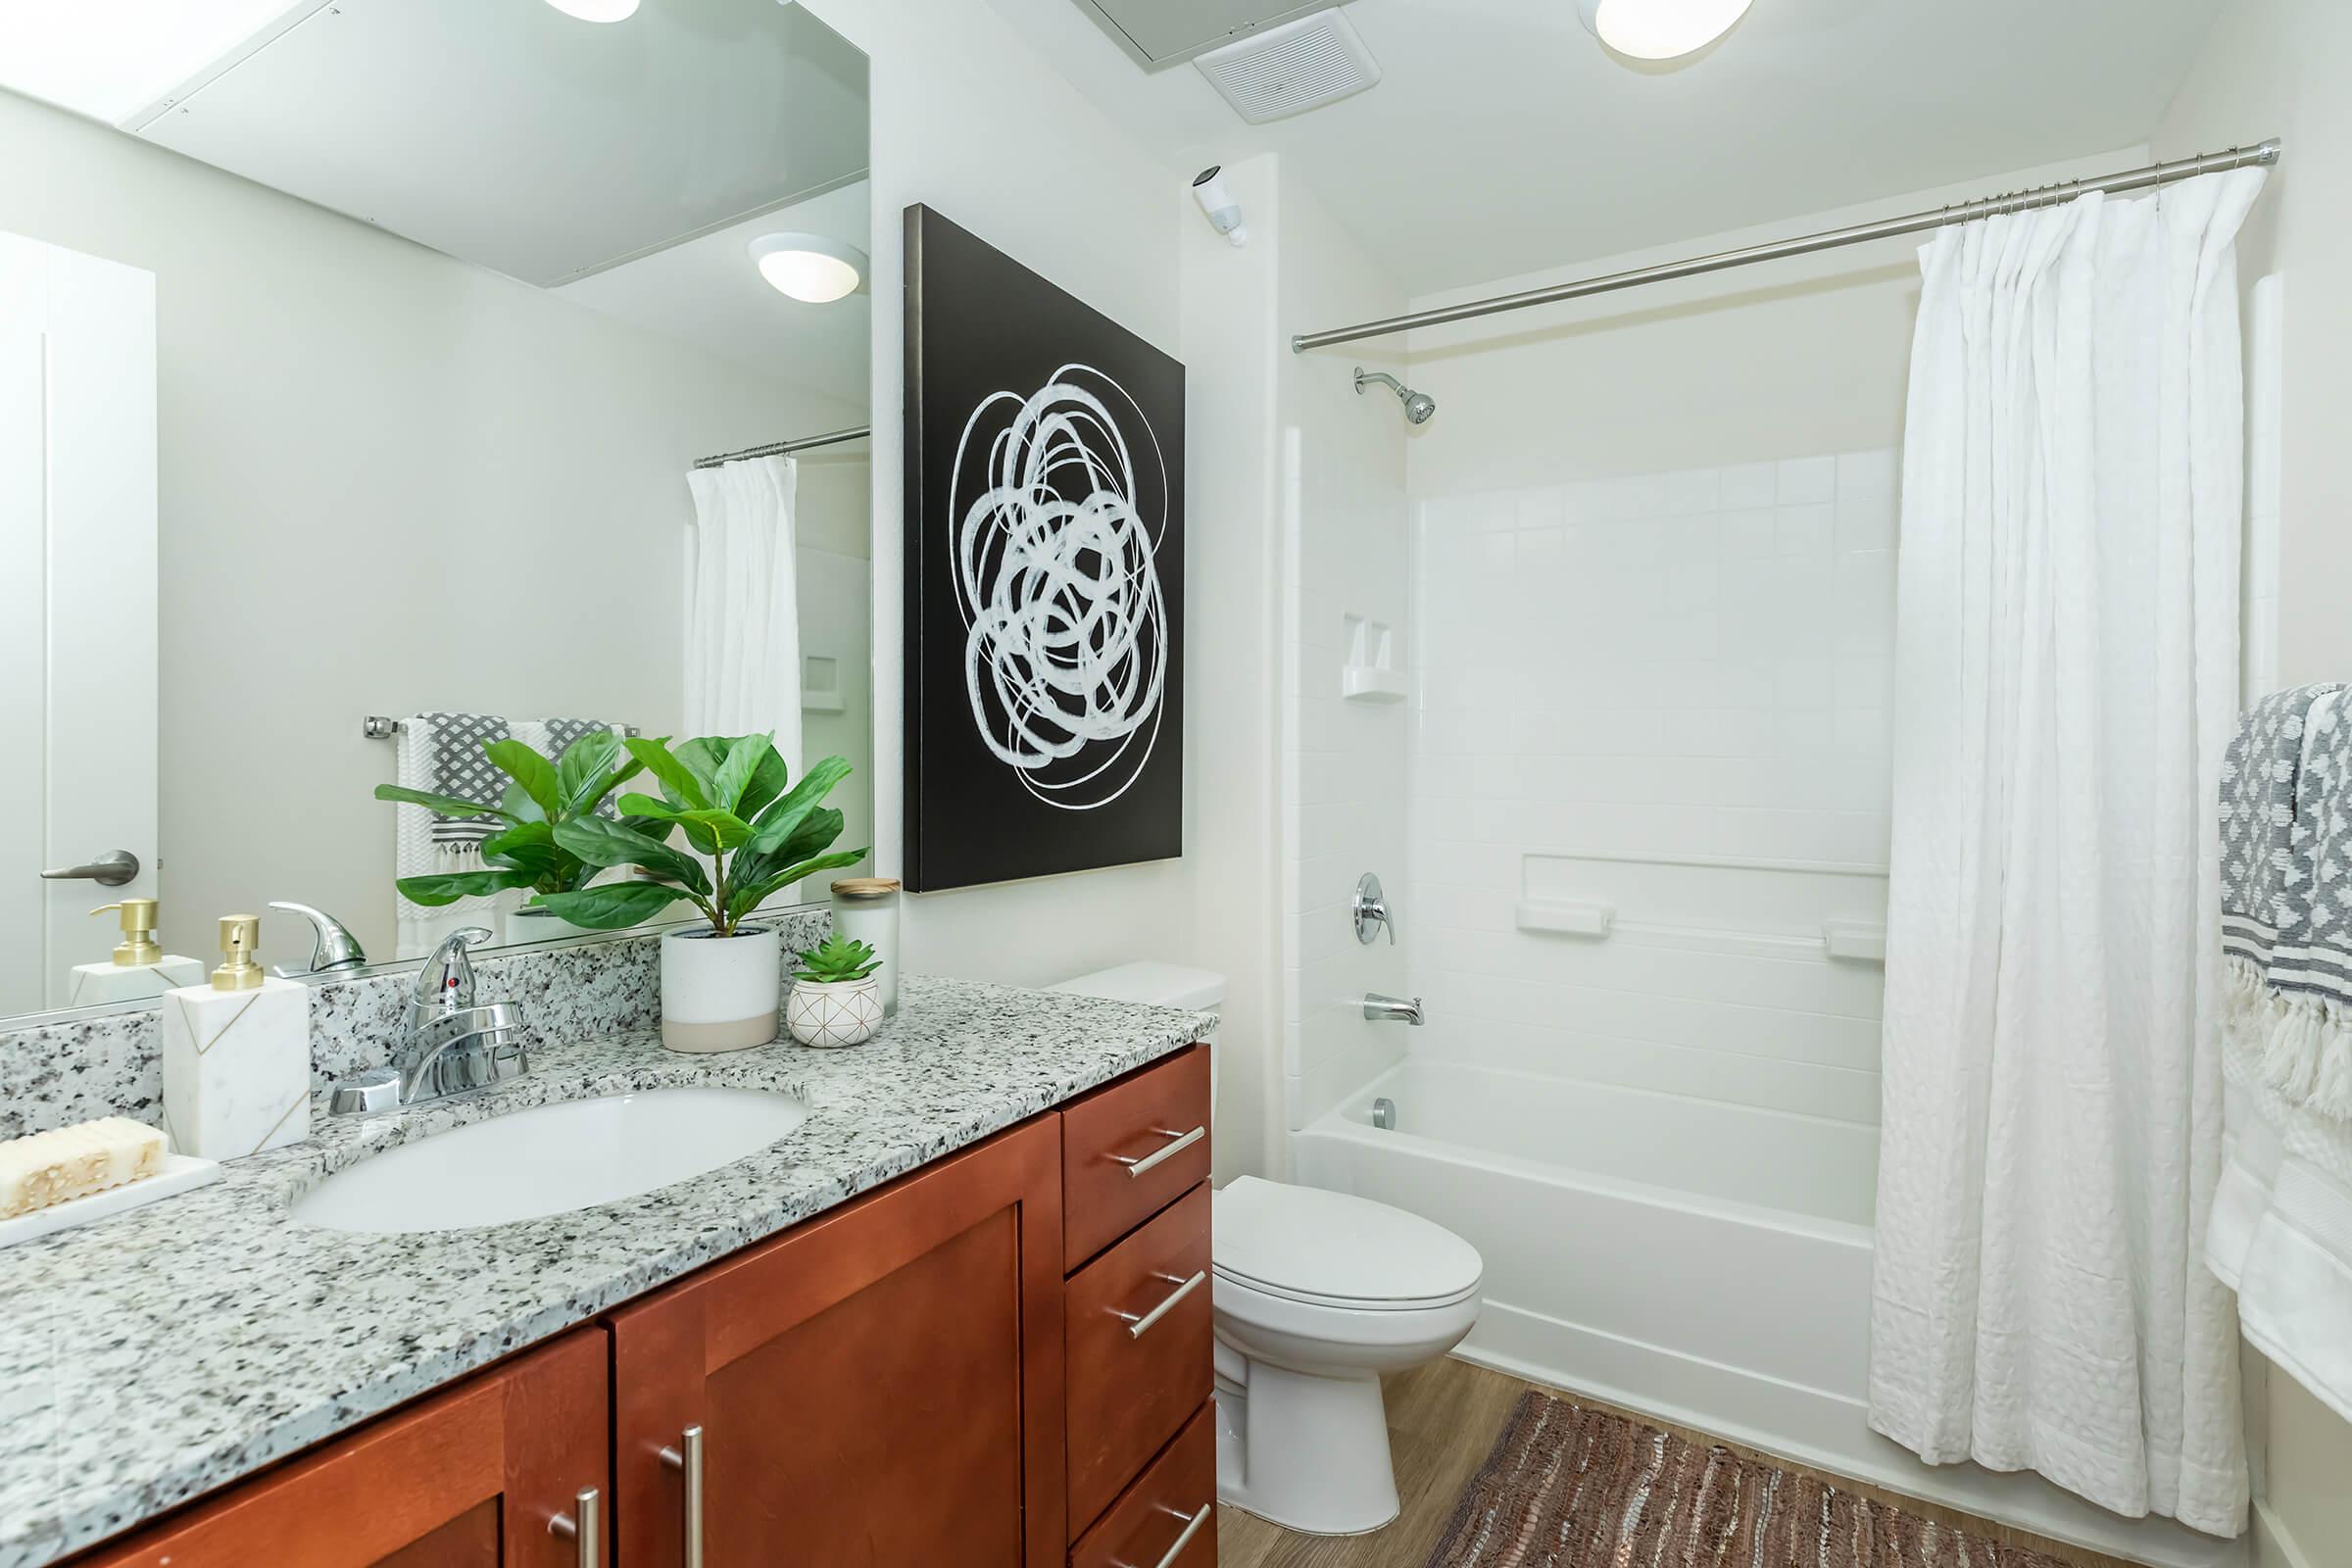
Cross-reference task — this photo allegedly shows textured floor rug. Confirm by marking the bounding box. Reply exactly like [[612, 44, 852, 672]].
[[1425, 1392, 2071, 1567]]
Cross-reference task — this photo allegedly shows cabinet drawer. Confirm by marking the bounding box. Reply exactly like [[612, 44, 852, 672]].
[[1070, 1403, 1215, 1568], [1066, 1182, 1212, 1532], [1063, 1045, 1211, 1267]]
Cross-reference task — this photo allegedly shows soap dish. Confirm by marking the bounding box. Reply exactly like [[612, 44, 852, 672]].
[[0, 1153, 222, 1250]]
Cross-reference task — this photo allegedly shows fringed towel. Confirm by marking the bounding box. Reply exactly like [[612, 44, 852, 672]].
[[2210, 683, 2352, 1424]]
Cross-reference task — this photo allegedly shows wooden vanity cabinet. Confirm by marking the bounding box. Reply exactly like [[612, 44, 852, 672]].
[[607, 1114, 1067, 1568], [75, 1328, 611, 1568]]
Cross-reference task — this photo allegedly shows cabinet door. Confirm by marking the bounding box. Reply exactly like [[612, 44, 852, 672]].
[[609, 1116, 1065, 1568], [74, 1328, 609, 1568]]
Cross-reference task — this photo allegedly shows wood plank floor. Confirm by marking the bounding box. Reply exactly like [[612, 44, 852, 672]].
[[1215, 1357, 2144, 1568]]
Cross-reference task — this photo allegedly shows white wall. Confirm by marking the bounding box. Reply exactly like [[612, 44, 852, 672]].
[[1276, 172, 1415, 1134], [2156, 6, 2352, 1563], [1406, 451, 1896, 1144], [0, 86, 858, 971]]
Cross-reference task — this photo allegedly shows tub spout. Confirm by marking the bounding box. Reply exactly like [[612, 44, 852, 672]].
[[1363, 992, 1424, 1025]]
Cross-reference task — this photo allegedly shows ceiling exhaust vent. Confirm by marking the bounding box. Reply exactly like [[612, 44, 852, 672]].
[[1194, 9, 1380, 123]]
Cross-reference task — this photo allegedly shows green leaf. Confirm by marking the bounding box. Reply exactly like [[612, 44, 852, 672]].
[[792, 932, 883, 982], [673, 736, 735, 801], [745, 755, 854, 858], [726, 848, 867, 922], [553, 814, 712, 895], [615, 794, 722, 858], [478, 820, 569, 880], [710, 732, 774, 815], [532, 881, 694, 930], [735, 746, 796, 822], [623, 736, 710, 811], [733, 806, 843, 893], [373, 783, 515, 823], [484, 738, 563, 818], [395, 868, 534, 906], [555, 732, 622, 808], [498, 777, 547, 825]]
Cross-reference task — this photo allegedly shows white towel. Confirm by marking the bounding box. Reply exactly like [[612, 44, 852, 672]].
[[2210, 687, 2352, 1424], [393, 712, 508, 958]]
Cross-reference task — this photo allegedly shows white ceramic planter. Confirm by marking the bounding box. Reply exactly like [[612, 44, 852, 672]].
[[660, 925, 782, 1054], [786, 976, 882, 1049]]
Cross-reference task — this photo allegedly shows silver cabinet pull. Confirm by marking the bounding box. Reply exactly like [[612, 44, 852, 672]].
[[1111, 1270, 1206, 1340], [39, 850, 139, 886], [1109, 1125, 1203, 1180], [548, 1485, 599, 1567], [659, 1425, 705, 1568], [1116, 1501, 1211, 1568]]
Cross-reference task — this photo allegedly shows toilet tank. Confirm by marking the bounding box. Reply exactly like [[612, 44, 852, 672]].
[[1050, 962, 1226, 1126]]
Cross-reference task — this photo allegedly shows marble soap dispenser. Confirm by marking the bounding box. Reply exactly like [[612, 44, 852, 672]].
[[161, 914, 311, 1158], [68, 899, 205, 1005]]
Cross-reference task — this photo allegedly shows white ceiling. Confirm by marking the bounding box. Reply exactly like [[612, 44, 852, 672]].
[[983, 0, 2236, 296], [558, 178, 872, 412]]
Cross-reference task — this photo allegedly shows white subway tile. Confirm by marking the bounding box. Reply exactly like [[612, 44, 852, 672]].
[[1777, 455, 1837, 505], [1720, 462, 1777, 510], [1776, 503, 1835, 557]]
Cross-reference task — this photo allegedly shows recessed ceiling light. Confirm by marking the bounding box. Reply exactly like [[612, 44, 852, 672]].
[[746, 232, 867, 304], [1576, 0, 1754, 60], [545, 0, 640, 22]]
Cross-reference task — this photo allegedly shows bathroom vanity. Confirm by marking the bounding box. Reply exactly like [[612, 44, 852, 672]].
[[0, 979, 1213, 1568]]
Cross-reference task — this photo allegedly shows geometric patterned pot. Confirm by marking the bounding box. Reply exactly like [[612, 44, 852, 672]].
[[785, 976, 883, 1049]]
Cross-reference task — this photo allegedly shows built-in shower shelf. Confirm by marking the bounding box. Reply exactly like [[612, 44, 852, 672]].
[[1341, 612, 1404, 703], [1515, 898, 1616, 937], [1515, 847, 1889, 966], [1342, 667, 1407, 703]]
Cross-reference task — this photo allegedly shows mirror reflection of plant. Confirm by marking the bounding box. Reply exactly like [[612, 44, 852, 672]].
[[793, 933, 883, 984], [373, 731, 654, 906], [533, 733, 867, 938]]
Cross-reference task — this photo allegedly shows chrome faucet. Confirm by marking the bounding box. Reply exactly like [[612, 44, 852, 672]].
[[329, 928, 526, 1113], [1363, 992, 1424, 1026], [269, 901, 369, 976]]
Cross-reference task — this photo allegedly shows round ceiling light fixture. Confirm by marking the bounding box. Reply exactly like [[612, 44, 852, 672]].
[[746, 232, 868, 304], [1575, 0, 1754, 60], [545, 0, 640, 20]]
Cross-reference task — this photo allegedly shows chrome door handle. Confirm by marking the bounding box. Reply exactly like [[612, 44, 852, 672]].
[[1109, 1125, 1203, 1179], [40, 850, 139, 886], [548, 1485, 599, 1567], [659, 1425, 704, 1568], [1112, 1269, 1206, 1340], [1117, 1501, 1211, 1568]]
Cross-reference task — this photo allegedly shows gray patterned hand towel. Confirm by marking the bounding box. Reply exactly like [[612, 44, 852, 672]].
[[2220, 682, 2352, 1116]]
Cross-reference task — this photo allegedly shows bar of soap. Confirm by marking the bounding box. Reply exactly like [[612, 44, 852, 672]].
[[0, 1116, 167, 1218]]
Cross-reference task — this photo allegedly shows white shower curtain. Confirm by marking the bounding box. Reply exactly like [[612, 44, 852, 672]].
[[684, 454, 802, 771], [1869, 169, 2264, 1537]]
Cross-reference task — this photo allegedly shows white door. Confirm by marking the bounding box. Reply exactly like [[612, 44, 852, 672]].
[[0, 231, 159, 1015]]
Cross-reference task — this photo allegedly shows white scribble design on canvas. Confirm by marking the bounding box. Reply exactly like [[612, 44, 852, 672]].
[[950, 363, 1169, 811]]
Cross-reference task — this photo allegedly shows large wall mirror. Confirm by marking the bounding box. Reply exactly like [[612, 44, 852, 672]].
[[0, 0, 872, 1021]]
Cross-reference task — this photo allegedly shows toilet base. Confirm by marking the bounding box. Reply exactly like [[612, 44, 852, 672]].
[[1213, 1359, 1401, 1535]]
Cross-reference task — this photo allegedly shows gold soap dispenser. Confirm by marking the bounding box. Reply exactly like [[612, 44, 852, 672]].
[[67, 898, 206, 1006], [162, 911, 313, 1158]]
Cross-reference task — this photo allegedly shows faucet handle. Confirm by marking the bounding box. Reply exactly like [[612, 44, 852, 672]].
[[268, 901, 368, 975], [1353, 872, 1397, 946], [411, 926, 494, 1014]]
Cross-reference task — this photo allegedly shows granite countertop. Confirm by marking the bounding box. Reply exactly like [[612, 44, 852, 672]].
[[0, 975, 1216, 1568]]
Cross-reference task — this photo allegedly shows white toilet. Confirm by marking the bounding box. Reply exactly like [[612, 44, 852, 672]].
[[1051, 962, 1484, 1536]]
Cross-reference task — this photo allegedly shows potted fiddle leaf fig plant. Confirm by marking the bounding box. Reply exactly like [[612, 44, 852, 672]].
[[373, 730, 651, 942], [533, 733, 865, 1054], [785, 934, 884, 1049]]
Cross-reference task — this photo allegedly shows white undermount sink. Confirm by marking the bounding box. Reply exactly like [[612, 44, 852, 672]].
[[292, 1087, 809, 1235]]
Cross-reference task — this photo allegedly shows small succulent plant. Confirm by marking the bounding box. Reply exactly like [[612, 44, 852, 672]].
[[794, 933, 883, 985]]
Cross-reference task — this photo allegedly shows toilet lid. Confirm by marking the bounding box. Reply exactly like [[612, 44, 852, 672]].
[[1212, 1177, 1482, 1309]]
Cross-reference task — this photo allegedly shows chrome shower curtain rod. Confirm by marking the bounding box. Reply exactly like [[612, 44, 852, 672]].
[[693, 423, 871, 470], [1290, 139, 2281, 354]]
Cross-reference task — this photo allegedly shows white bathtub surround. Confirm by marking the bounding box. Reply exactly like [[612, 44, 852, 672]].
[[784, 976, 882, 1049], [684, 453, 803, 769], [1872, 169, 2267, 1536], [1296, 1060, 2238, 1567], [658, 925, 782, 1054], [159, 976, 311, 1158]]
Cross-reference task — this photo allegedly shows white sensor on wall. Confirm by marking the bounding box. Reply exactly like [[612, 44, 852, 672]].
[[1192, 167, 1248, 247]]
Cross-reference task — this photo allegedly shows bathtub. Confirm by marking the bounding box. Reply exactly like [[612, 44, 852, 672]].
[[1290, 1058, 2240, 1568]]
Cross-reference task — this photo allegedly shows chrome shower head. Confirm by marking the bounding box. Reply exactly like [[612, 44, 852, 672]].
[[1354, 367, 1436, 425]]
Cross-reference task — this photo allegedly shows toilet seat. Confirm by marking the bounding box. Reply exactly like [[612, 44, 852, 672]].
[[1212, 1177, 1483, 1312]]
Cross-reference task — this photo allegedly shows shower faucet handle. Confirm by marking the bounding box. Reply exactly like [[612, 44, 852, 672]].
[[1353, 872, 1396, 945]]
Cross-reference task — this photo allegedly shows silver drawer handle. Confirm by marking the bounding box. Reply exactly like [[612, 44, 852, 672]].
[[1111, 1269, 1206, 1340], [548, 1485, 599, 1567], [1117, 1501, 1211, 1568], [659, 1424, 705, 1568], [1109, 1125, 1204, 1180]]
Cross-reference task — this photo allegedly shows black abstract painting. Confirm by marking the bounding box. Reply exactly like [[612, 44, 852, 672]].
[[902, 206, 1186, 892]]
